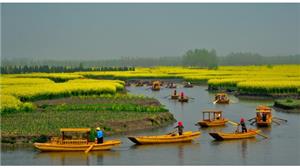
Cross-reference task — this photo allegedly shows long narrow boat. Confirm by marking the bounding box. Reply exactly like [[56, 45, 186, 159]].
[[33, 128, 121, 152], [34, 140, 121, 152], [128, 131, 200, 145], [209, 129, 260, 140]]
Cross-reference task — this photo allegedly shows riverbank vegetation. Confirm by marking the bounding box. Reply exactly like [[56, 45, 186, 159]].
[[274, 99, 300, 112], [1, 95, 175, 143]]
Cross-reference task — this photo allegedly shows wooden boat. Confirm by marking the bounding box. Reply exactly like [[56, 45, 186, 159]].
[[178, 96, 189, 102], [214, 93, 230, 104], [209, 129, 260, 140], [171, 94, 179, 99], [183, 82, 193, 88], [255, 105, 272, 127], [197, 110, 228, 127], [33, 128, 121, 152], [128, 131, 200, 145], [151, 81, 161, 91]]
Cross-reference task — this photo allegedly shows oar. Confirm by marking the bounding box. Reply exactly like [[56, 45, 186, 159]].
[[273, 117, 288, 122], [167, 130, 177, 135], [84, 143, 95, 154], [248, 117, 256, 122], [272, 120, 281, 125], [250, 121, 257, 125], [163, 95, 170, 99], [256, 132, 268, 139], [227, 120, 239, 126], [213, 100, 218, 104]]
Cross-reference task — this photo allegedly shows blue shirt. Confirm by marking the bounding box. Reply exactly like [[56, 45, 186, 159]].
[[96, 130, 103, 138]]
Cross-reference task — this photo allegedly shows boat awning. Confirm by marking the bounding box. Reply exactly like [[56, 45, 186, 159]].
[[60, 128, 91, 132], [202, 109, 222, 113]]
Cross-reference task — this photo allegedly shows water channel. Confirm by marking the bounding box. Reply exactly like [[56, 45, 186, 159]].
[[2, 86, 300, 165]]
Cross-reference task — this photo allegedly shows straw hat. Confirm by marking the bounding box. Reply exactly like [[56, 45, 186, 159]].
[[96, 127, 100, 130]]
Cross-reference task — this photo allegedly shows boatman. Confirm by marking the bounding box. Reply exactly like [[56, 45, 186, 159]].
[[239, 118, 247, 133], [96, 127, 104, 144], [173, 89, 177, 96], [180, 92, 184, 99], [174, 121, 184, 135]]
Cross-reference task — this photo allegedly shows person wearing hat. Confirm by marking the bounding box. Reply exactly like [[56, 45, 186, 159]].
[[239, 118, 247, 133], [96, 127, 104, 144], [174, 121, 184, 135]]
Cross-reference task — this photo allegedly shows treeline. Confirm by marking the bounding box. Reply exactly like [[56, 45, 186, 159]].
[[219, 53, 300, 65], [2, 50, 300, 70], [0, 65, 135, 74]]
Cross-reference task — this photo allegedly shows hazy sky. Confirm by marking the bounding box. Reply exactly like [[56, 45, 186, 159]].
[[1, 3, 300, 60]]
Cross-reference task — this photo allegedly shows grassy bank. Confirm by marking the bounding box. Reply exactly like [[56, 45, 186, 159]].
[[1, 95, 176, 143], [274, 99, 300, 111]]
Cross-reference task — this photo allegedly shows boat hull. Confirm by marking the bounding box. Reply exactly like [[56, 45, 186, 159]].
[[198, 119, 228, 127], [209, 129, 259, 140], [171, 95, 179, 99], [215, 99, 230, 104], [128, 131, 200, 145], [34, 140, 121, 152], [178, 97, 189, 102]]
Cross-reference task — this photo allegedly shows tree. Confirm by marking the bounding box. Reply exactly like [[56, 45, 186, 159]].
[[182, 48, 218, 68]]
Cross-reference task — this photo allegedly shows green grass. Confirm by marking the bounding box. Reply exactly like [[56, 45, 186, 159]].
[[274, 99, 300, 109]]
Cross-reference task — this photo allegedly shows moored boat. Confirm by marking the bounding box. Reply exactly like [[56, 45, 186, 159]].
[[128, 131, 201, 145], [209, 129, 260, 140], [197, 110, 228, 127], [33, 128, 121, 152]]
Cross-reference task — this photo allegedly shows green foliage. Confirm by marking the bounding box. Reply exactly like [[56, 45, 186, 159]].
[[182, 48, 218, 68]]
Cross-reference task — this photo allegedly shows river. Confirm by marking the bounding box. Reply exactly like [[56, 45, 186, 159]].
[[2, 86, 300, 165]]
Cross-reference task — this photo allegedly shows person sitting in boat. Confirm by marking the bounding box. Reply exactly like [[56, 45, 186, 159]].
[[216, 113, 221, 120], [174, 121, 184, 135], [96, 127, 104, 144], [239, 118, 247, 133], [262, 113, 267, 122], [173, 89, 177, 96]]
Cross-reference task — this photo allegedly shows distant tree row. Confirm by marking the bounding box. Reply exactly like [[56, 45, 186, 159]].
[[2, 50, 300, 69], [0, 65, 135, 74]]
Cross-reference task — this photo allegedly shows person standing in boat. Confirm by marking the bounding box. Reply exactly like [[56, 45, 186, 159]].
[[96, 127, 104, 144], [239, 118, 247, 133], [173, 89, 177, 96], [174, 121, 184, 135], [180, 92, 184, 99]]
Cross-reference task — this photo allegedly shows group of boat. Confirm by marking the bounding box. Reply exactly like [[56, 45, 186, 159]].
[[33, 83, 285, 153], [34, 105, 278, 153]]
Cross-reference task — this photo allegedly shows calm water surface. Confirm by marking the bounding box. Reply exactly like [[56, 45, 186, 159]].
[[2, 86, 300, 165]]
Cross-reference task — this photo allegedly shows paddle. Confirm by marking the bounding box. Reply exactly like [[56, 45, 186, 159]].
[[273, 117, 288, 122], [167, 129, 177, 135], [213, 100, 218, 104], [228, 120, 239, 126], [256, 132, 268, 139], [272, 120, 281, 125], [84, 143, 95, 154], [163, 95, 170, 99], [248, 117, 256, 122]]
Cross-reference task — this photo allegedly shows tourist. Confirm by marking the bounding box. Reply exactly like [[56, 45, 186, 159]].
[[96, 127, 104, 144], [240, 118, 247, 133]]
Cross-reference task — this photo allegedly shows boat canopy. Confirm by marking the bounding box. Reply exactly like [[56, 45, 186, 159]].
[[60, 128, 91, 133], [256, 105, 272, 113]]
